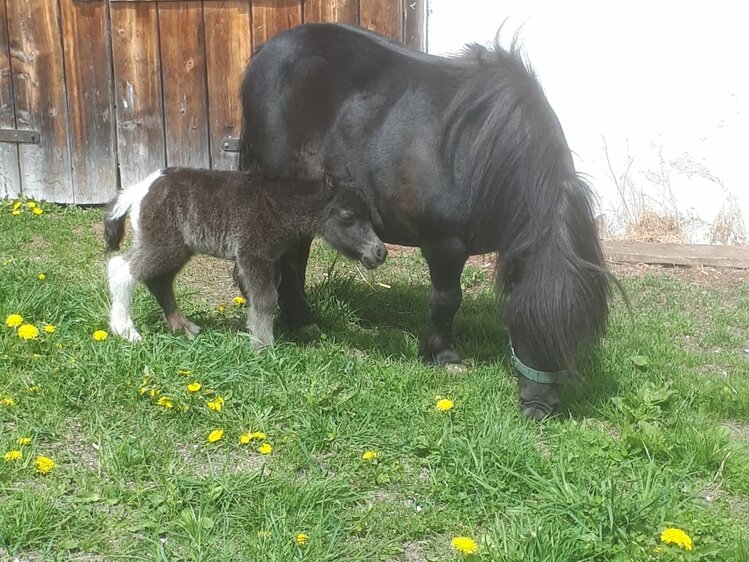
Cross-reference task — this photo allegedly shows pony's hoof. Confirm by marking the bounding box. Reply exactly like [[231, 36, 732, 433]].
[[293, 324, 322, 343], [445, 362, 468, 374], [113, 325, 142, 342], [521, 404, 553, 421]]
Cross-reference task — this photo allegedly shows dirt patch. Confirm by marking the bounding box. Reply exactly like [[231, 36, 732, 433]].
[[176, 442, 268, 478], [178, 256, 240, 307]]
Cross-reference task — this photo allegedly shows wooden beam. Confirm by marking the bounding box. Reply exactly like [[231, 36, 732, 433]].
[[604, 240, 749, 270]]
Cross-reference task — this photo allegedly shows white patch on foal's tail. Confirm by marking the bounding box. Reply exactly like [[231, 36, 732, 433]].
[[108, 255, 141, 342], [109, 169, 163, 233]]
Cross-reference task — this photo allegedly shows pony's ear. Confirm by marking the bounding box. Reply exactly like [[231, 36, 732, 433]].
[[323, 173, 337, 200]]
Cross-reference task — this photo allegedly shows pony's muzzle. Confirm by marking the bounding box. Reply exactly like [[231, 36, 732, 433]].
[[361, 242, 388, 270]]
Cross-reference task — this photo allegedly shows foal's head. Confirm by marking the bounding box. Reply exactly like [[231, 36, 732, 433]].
[[319, 174, 387, 270]]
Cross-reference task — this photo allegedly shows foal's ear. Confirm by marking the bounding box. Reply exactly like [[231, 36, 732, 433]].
[[322, 173, 337, 200]]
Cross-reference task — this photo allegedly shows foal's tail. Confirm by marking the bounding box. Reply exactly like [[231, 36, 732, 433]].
[[103, 169, 163, 252]]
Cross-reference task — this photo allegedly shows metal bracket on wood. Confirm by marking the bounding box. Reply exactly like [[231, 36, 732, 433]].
[[221, 137, 240, 153], [0, 129, 41, 144]]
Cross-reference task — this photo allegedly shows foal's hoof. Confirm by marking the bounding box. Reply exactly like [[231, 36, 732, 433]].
[[292, 324, 322, 343], [520, 404, 555, 421], [445, 362, 468, 374]]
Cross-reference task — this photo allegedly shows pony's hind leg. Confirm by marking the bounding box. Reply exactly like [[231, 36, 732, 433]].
[[144, 270, 201, 339], [419, 239, 468, 367], [236, 257, 277, 350], [108, 255, 142, 342]]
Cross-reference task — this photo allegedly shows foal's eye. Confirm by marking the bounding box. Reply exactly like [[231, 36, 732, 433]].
[[340, 211, 355, 226]]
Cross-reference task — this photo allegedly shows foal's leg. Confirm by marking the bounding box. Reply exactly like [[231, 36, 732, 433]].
[[419, 239, 468, 366], [236, 257, 278, 350], [277, 238, 319, 340], [108, 255, 142, 342], [144, 270, 201, 339]]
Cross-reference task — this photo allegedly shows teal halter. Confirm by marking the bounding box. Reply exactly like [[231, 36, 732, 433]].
[[508, 338, 565, 385]]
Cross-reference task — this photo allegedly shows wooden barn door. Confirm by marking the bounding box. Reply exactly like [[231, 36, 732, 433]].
[[0, 0, 425, 203]]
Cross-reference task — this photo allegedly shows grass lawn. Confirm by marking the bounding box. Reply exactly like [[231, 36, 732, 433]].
[[1, 198, 748, 562]]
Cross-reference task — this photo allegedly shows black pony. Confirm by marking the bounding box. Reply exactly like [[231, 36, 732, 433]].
[[239, 24, 612, 420]]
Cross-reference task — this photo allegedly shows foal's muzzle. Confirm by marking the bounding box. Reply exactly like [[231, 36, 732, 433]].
[[360, 243, 388, 270]]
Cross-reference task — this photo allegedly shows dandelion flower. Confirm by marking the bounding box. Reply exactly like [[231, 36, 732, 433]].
[[208, 429, 224, 443], [451, 536, 478, 556], [92, 330, 108, 341], [33, 207, 43, 216], [215, 304, 225, 313], [362, 450, 379, 461], [27, 385, 40, 393], [187, 382, 202, 393], [207, 396, 225, 412], [1, 397, 16, 407], [27, 201, 36, 208], [435, 398, 454, 412], [233, 296, 247, 306], [296, 533, 309, 546], [11, 209, 20, 216], [43, 324, 55, 334], [156, 396, 174, 409], [18, 437, 31, 446], [177, 369, 192, 376], [3, 450, 22, 462], [148, 388, 159, 398], [240, 431, 266, 444], [5, 314, 23, 328], [13, 201, 22, 210], [660, 528, 693, 551], [37, 272, 46, 281], [258, 443, 273, 455], [34, 455, 55, 474]]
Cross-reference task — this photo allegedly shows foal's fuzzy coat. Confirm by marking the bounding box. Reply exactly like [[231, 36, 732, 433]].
[[104, 167, 386, 347]]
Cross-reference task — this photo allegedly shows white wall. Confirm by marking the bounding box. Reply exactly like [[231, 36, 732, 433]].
[[428, 1, 748, 244]]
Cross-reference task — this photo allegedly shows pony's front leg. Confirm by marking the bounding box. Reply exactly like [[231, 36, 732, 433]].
[[236, 257, 278, 350], [419, 239, 468, 367], [277, 238, 320, 341]]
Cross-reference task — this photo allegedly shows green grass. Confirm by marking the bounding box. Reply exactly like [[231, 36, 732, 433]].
[[1, 198, 748, 561]]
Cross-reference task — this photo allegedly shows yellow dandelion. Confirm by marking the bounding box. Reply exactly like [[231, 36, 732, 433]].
[[435, 398, 454, 412], [92, 330, 108, 341], [11, 209, 21, 216], [208, 429, 224, 443], [148, 388, 159, 398], [1, 397, 16, 407], [296, 533, 309, 546], [177, 369, 192, 376], [3, 450, 22, 462], [5, 313, 23, 328], [240, 431, 266, 444], [18, 437, 32, 446], [37, 272, 46, 281], [233, 296, 247, 306], [660, 528, 693, 551], [43, 324, 55, 334], [27, 201, 36, 208], [156, 396, 174, 409], [13, 201, 22, 210], [33, 207, 43, 216], [451, 536, 479, 556], [34, 455, 55, 474], [27, 385, 40, 393], [258, 443, 273, 455], [362, 450, 379, 461], [207, 396, 225, 412], [215, 304, 225, 313], [187, 382, 202, 393]]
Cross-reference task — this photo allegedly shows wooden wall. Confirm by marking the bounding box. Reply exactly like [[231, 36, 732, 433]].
[[0, 0, 426, 204]]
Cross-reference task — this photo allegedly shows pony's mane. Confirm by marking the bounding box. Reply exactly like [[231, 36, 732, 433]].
[[442, 37, 611, 371]]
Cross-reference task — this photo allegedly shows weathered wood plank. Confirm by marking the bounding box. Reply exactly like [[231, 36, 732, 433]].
[[303, 0, 358, 24], [251, 0, 302, 51], [604, 240, 749, 270], [404, 0, 425, 51], [0, 0, 20, 199], [158, 1, 210, 168], [59, 0, 117, 204], [360, 0, 403, 41], [110, 2, 166, 188], [7, 0, 74, 202], [204, 1, 251, 170]]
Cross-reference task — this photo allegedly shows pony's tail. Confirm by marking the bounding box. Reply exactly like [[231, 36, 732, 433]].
[[103, 169, 163, 253], [500, 177, 611, 372]]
